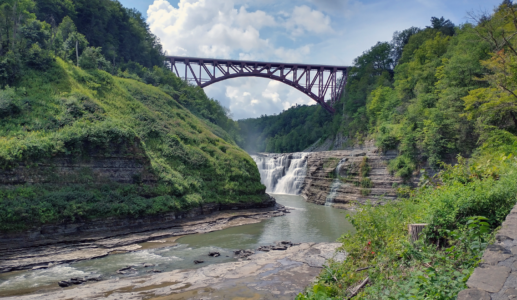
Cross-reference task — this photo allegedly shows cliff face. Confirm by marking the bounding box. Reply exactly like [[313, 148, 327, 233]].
[[0, 140, 156, 186], [301, 145, 403, 208]]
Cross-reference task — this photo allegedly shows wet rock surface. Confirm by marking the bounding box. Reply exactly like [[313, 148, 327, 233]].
[[300, 144, 452, 209], [459, 203, 517, 298], [5, 242, 345, 300], [301, 147, 401, 208], [57, 276, 102, 288], [0, 197, 284, 273]]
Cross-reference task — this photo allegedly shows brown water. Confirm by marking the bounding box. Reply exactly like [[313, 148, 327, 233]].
[[0, 194, 354, 297]]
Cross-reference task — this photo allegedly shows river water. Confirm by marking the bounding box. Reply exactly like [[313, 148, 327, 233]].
[[0, 194, 354, 297]]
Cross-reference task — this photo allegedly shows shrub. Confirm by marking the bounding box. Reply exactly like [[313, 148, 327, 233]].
[[0, 86, 22, 118], [78, 47, 111, 71], [360, 177, 372, 188], [388, 154, 416, 180]]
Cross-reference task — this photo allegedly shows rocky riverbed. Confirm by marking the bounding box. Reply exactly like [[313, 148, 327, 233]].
[[0, 197, 287, 273], [2, 242, 344, 300]]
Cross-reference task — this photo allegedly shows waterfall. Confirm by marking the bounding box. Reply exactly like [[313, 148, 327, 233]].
[[325, 158, 347, 206], [251, 152, 309, 195]]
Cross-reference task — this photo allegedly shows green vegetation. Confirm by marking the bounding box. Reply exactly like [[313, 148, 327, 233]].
[[298, 141, 517, 299], [295, 2, 517, 299], [0, 0, 264, 232], [237, 103, 341, 153]]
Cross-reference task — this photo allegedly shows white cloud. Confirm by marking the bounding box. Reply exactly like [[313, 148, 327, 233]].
[[285, 5, 333, 37], [262, 81, 282, 103], [147, 0, 274, 58]]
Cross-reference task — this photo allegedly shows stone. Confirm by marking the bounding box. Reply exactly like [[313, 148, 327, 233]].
[[466, 265, 511, 293], [194, 260, 204, 264], [482, 249, 511, 265], [70, 277, 85, 285], [208, 252, 220, 257], [116, 267, 136, 274], [271, 246, 288, 250], [85, 277, 102, 282], [506, 288, 517, 296], [457, 288, 491, 300], [234, 249, 254, 258], [143, 263, 154, 268], [58, 281, 70, 288]]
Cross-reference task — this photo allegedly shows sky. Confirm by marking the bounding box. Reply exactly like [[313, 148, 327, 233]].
[[118, 0, 503, 120]]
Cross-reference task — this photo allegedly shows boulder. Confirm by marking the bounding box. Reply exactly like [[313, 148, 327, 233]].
[[70, 277, 85, 285]]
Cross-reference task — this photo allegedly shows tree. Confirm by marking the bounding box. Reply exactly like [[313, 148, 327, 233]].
[[64, 31, 88, 66], [78, 46, 110, 70], [428, 16, 455, 36], [391, 27, 420, 65], [464, 4, 517, 130], [463, 49, 517, 128]]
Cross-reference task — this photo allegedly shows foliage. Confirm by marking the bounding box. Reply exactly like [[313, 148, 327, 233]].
[[78, 47, 110, 70], [34, 0, 165, 68], [299, 141, 517, 299], [0, 57, 266, 232], [238, 103, 338, 153]]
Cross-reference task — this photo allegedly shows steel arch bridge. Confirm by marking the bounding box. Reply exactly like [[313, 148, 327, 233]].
[[165, 56, 350, 114]]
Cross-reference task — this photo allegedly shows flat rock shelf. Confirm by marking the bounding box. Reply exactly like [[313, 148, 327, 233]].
[[458, 203, 517, 299], [1, 243, 345, 300]]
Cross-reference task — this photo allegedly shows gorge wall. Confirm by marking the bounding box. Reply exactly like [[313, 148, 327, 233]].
[[0, 140, 156, 186], [301, 147, 402, 208]]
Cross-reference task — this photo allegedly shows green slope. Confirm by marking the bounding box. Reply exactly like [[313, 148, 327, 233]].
[[0, 58, 266, 232]]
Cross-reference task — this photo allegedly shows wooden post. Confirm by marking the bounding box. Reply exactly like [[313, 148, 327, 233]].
[[409, 224, 427, 243]]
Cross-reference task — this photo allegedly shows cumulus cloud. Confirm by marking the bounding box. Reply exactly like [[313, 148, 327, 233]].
[[285, 5, 333, 37], [147, 0, 275, 58]]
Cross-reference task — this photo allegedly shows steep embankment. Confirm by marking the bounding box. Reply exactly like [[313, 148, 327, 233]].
[[0, 58, 268, 234]]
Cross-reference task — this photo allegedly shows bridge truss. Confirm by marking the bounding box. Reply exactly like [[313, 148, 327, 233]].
[[165, 56, 349, 114]]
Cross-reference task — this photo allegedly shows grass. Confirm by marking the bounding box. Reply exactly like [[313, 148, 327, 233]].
[[0, 58, 266, 232]]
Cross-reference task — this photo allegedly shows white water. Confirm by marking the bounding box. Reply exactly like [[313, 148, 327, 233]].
[[251, 152, 309, 195], [325, 158, 347, 206]]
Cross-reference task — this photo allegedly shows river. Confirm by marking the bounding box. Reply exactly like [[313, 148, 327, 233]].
[[0, 194, 354, 298]]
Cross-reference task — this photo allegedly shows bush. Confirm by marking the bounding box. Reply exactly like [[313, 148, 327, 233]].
[[27, 43, 54, 70], [78, 47, 111, 71], [0, 86, 22, 118], [389, 155, 416, 180]]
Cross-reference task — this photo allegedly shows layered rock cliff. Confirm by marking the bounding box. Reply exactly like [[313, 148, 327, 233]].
[[301, 146, 403, 209]]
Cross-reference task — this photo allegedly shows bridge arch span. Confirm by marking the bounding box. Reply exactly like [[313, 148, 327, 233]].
[[165, 56, 349, 114]]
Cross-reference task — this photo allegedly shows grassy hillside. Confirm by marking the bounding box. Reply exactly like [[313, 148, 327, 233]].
[[0, 58, 265, 232]]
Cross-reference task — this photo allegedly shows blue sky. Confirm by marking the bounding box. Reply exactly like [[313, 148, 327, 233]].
[[118, 0, 503, 120]]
